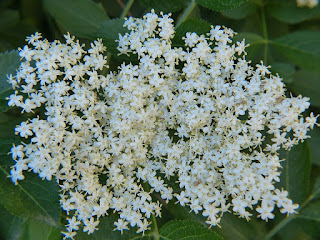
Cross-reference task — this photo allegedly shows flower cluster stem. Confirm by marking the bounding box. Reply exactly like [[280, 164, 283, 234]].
[[265, 215, 296, 240], [120, 0, 135, 18], [151, 214, 160, 240], [176, 0, 196, 27], [260, 5, 268, 65]]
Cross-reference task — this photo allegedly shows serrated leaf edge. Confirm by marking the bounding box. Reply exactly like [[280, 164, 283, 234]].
[[0, 166, 59, 227]]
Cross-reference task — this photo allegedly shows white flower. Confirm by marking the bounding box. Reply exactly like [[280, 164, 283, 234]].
[[10, 144, 25, 159], [67, 216, 81, 231], [256, 202, 275, 222], [114, 219, 129, 234], [15, 121, 33, 138], [10, 167, 25, 184], [83, 218, 99, 234]]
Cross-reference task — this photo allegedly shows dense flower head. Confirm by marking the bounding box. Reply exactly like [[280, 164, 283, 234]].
[[8, 10, 318, 239]]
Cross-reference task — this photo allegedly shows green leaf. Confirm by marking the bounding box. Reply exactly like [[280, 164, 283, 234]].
[[173, 18, 211, 46], [276, 218, 319, 240], [0, 167, 61, 227], [0, 88, 14, 112], [96, 18, 126, 40], [0, 50, 20, 91], [278, 141, 311, 204], [312, 177, 320, 200], [195, 0, 248, 12], [159, 219, 223, 240], [0, 205, 62, 240], [94, 18, 127, 55], [0, 112, 28, 139], [288, 70, 320, 107], [299, 201, 320, 221], [139, 0, 188, 12], [271, 31, 320, 72], [167, 200, 206, 222], [20, 221, 62, 240], [270, 62, 296, 84], [268, 0, 320, 24], [309, 128, 320, 166], [0, 204, 26, 240], [43, 0, 109, 38], [222, 2, 256, 20], [298, 218, 320, 239], [233, 32, 264, 61], [166, 201, 266, 240], [216, 213, 266, 240]]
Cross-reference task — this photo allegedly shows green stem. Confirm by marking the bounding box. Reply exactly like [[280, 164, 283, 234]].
[[106, 52, 112, 66], [175, 0, 196, 27], [251, 0, 263, 7], [264, 194, 315, 240], [120, 0, 135, 18], [260, 6, 268, 65], [101, 52, 112, 76], [151, 214, 160, 240], [265, 215, 296, 240]]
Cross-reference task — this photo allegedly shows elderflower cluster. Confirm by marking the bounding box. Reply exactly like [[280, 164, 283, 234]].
[[8, 11, 317, 239], [297, 0, 319, 8]]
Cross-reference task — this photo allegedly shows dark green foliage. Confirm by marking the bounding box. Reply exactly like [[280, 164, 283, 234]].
[[0, 205, 26, 240], [139, 0, 187, 12], [310, 129, 320, 166], [0, 51, 20, 112], [268, 0, 320, 24], [272, 31, 320, 72], [289, 71, 320, 107], [278, 141, 311, 204], [299, 201, 320, 221], [312, 177, 320, 199], [0, 88, 14, 112], [95, 18, 128, 55], [159, 219, 222, 240], [270, 62, 296, 84], [195, 0, 248, 12], [43, 0, 109, 38], [0, 205, 62, 240], [222, 2, 256, 20], [0, 50, 20, 91]]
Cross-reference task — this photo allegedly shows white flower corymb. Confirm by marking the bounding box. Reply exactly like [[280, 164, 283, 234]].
[[8, 10, 317, 239]]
